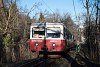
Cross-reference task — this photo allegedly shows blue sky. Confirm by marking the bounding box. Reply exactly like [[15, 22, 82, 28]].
[[18, 0, 84, 23]]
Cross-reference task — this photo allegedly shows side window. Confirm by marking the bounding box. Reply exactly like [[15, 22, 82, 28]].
[[64, 27, 65, 38], [32, 28, 34, 38], [64, 27, 67, 39]]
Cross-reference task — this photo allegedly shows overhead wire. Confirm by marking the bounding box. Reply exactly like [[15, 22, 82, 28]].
[[42, 0, 77, 18], [72, 0, 77, 20], [42, 0, 78, 23], [41, 0, 54, 14]]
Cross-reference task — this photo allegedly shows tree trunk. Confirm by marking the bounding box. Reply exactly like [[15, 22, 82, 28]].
[[4, 46, 14, 63], [14, 43, 20, 62]]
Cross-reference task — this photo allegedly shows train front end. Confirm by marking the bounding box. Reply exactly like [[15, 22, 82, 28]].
[[30, 23, 45, 52], [46, 23, 65, 52], [30, 23, 66, 53]]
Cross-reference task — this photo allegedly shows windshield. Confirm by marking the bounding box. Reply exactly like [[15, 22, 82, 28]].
[[32, 27, 45, 38], [47, 33, 60, 38], [47, 27, 61, 38]]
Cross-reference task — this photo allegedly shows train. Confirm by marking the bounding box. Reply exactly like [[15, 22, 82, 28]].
[[29, 22, 74, 54]]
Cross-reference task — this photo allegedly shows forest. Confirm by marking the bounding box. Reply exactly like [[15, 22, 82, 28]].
[[0, 0, 100, 67]]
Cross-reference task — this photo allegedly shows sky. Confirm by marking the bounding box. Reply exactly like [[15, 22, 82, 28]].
[[18, 0, 84, 24]]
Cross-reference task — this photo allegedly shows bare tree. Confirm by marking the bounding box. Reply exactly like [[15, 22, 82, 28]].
[[81, 0, 100, 63]]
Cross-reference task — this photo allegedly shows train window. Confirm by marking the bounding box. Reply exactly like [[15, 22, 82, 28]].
[[32, 27, 45, 38], [33, 31, 45, 38], [47, 27, 61, 38], [47, 33, 60, 38]]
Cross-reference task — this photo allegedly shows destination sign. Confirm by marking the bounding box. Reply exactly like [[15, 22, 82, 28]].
[[33, 27, 44, 31]]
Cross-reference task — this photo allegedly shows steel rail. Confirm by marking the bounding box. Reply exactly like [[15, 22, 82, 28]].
[[30, 58, 50, 67], [13, 58, 46, 67]]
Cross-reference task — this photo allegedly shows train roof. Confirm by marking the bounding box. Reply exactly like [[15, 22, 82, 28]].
[[31, 22, 64, 27]]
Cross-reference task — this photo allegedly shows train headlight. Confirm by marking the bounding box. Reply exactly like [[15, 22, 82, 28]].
[[52, 43, 56, 47], [35, 43, 38, 46]]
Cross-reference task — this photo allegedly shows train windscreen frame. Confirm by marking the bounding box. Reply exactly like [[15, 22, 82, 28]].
[[46, 27, 61, 38], [32, 27, 45, 38]]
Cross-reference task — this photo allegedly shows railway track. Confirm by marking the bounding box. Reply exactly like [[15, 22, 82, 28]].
[[11, 58, 50, 67], [9, 47, 72, 67]]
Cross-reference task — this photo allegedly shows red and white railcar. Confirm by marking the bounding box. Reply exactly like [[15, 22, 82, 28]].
[[30, 22, 73, 53]]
